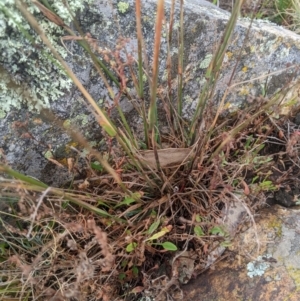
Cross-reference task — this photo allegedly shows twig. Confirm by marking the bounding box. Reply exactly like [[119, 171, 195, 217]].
[[26, 187, 51, 239]]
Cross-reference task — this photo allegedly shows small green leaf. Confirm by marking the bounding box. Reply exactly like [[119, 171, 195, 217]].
[[148, 220, 160, 235], [62, 201, 69, 209], [233, 179, 239, 186], [124, 209, 142, 217], [259, 180, 276, 191], [253, 156, 272, 165], [161, 241, 177, 251], [116, 192, 142, 208], [146, 226, 170, 241], [91, 161, 103, 171], [244, 135, 253, 149], [119, 272, 126, 280], [96, 200, 110, 208], [150, 210, 157, 217], [220, 241, 232, 247], [116, 196, 136, 208], [210, 226, 226, 236], [0, 242, 8, 255], [126, 242, 137, 252], [195, 214, 201, 223], [194, 225, 204, 237], [121, 260, 128, 268], [132, 265, 139, 277], [139, 141, 147, 149], [132, 192, 142, 199]]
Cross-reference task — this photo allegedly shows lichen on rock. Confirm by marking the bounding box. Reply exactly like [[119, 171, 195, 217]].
[[0, 0, 94, 114]]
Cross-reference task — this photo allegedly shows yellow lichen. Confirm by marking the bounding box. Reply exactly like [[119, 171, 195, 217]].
[[57, 158, 68, 167], [65, 141, 79, 154], [239, 87, 249, 96], [287, 266, 300, 286], [284, 266, 300, 300], [226, 51, 233, 59], [63, 119, 71, 129], [267, 216, 282, 237]]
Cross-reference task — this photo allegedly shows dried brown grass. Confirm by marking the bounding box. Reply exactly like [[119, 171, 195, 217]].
[[1, 101, 294, 300]]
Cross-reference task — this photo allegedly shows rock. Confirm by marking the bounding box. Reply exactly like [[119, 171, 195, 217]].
[[274, 188, 298, 207], [1, 0, 300, 185], [181, 205, 300, 300]]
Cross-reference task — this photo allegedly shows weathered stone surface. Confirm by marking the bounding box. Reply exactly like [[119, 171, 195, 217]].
[[182, 205, 300, 300], [1, 0, 300, 185]]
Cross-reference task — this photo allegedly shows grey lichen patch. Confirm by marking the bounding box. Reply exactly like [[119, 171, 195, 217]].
[[97, 98, 105, 106], [279, 46, 290, 59], [259, 37, 278, 53], [142, 74, 147, 83], [75, 113, 89, 126], [0, 109, 6, 119], [62, 113, 89, 129], [162, 70, 168, 82], [184, 95, 193, 104], [117, 1, 130, 13], [238, 86, 250, 96], [0, 0, 94, 113], [199, 53, 213, 69], [44, 149, 54, 160], [247, 254, 272, 278]]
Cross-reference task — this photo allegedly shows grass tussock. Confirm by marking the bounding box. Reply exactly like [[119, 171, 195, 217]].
[[2, 100, 300, 300], [1, 0, 300, 300]]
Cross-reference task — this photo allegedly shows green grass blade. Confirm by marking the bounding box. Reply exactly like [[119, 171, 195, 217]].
[[148, 0, 164, 145], [135, 0, 150, 147], [177, 0, 184, 120], [166, 0, 176, 127], [16, 0, 118, 139], [135, 0, 144, 99], [188, 0, 244, 145], [0, 165, 48, 188], [0, 164, 124, 221]]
